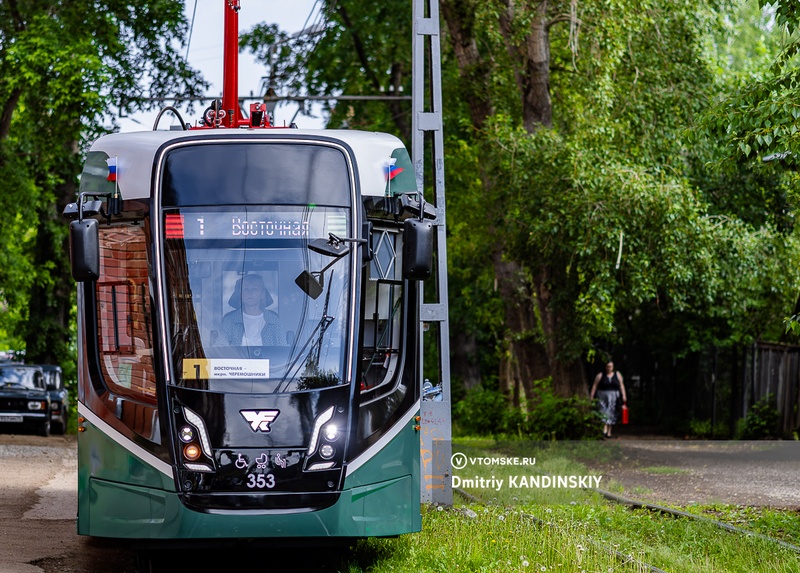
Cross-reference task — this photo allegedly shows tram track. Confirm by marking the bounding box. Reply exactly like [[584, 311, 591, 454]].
[[453, 478, 800, 573], [592, 486, 800, 554], [454, 486, 668, 572]]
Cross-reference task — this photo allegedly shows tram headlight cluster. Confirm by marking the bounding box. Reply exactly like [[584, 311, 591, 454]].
[[304, 406, 341, 472], [178, 406, 215, 473]]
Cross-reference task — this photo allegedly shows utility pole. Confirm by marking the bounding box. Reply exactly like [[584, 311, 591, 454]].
[[413, 0, 452, 506]]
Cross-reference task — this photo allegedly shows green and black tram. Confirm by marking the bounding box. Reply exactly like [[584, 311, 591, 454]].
[[65, 126, 433, 541]]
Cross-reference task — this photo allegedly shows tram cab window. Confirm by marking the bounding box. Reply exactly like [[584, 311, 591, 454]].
[[95, 223, 157, 402], [162, 206, 351, 394], [360, 226, 403, 393]]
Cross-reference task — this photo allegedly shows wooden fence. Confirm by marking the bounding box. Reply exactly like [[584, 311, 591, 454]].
[[744, 342, 800, 436]]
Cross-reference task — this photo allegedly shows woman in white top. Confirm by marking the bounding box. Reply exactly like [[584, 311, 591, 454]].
[[219, 274, 285, 346]]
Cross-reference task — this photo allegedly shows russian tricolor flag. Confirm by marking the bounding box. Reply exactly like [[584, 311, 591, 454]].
[[385, 159, 403, 181], [387, 165, 403, 180], [106, 157, 118, 182]]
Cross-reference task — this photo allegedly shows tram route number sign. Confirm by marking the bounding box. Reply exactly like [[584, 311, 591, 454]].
[[182, 359, 270, 380], [246, 473, 276, 489]]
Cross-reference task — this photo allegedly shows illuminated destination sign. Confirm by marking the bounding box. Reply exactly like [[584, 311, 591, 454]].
[[165, 209, 348, 240], [165, 211, 319, 240], [227, 217, 309, 237]]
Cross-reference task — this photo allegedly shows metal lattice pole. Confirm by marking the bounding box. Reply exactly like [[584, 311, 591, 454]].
[[413, 0, 452, 506]]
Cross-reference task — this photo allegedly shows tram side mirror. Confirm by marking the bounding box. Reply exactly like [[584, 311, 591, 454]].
[[296, 238, 352, 299], [308, 238, 351, 258], [69, 219, 100, 282], [295, 271, 324, 300], [362, 221, 374, 263], [403, 219, 433, 280]]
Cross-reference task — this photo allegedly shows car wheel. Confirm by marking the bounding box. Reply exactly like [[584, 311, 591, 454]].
[[52, 412, 67, 435], [38, 420, 50, 437]]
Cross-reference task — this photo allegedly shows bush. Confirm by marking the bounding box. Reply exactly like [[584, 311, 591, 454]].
[[688, 418, 712, 438], [522, 379, 600, 440], [452, 378, 600, 439], [736, 395, 781, 439], [452, 386, 510, 436], [688, 418, 730, 439]]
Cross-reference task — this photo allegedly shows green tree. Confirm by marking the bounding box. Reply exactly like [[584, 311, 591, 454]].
[[244, 0, 800, 410], [0, 1, 207, 373], [241, 0, 413, 140]]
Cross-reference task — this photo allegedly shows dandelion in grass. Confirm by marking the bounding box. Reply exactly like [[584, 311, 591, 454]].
[[522, 560, 529, 567], [498, 515, 505, 521]]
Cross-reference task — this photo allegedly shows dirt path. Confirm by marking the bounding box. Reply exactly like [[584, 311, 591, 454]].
[[577, 439, 800, 508], [0, 434, 137, 573]]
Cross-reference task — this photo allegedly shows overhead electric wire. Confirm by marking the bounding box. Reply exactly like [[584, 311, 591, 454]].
[[186, 0, 198, 62]]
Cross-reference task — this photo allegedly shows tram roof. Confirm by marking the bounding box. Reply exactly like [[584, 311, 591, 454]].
[[85, 128, 416, 201]]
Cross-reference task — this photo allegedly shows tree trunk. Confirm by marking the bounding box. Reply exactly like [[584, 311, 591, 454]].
[[0, 89, 22, 141], [533, 263, 587, 396], [451, 329, 482, 391], [24, 142, 77, 366], [492, 250, 549, 406], [440, 0, 494, 129]]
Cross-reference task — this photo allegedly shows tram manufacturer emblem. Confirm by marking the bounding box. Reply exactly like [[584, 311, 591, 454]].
[[240, 409, 280, 432]]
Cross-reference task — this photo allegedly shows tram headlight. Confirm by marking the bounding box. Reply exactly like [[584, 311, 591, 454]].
[[183, 443, 202, 461], [182, 406, 213, 458], [323, 424, 338, 441], [179, 426, 195, 443], [320, 444, 335, 459], [307, 406, 335, 456]]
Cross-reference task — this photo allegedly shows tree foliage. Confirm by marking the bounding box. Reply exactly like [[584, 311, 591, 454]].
[[244, 0, 800, 407], [241, 0, 412, 139], [0, 1, 206, 373]]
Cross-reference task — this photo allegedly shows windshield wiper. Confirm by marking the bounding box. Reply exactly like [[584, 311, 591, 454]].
[[277, 271, 336, 393]]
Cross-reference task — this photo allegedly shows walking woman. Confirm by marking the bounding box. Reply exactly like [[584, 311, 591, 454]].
[[590, 360, 627, 438]]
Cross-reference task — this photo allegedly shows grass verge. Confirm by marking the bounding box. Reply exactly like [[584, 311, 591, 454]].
[[334, 438, 800, 572]]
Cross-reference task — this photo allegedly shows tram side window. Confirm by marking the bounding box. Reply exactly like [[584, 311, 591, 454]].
[[96, 224, 156, 401], [361, 227, 403, 391]]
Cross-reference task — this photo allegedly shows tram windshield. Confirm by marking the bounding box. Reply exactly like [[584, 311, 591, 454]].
[[162, 206, 352, 394]]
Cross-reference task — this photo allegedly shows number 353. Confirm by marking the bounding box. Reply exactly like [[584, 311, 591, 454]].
[[246, 473, 276, 489]]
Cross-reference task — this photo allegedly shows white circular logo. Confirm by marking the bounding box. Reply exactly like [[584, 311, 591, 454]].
[[451, 452, 468, 470]]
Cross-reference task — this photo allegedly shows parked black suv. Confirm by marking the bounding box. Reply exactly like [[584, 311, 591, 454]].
[[40, 365, 68, 434], [0, 364, 51, 436]]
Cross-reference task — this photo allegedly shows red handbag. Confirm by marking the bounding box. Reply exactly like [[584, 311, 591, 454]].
[[621, 404, 629, 424]]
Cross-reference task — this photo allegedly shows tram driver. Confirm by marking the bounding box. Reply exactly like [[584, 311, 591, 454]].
[[218, 274, 287, 346]]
